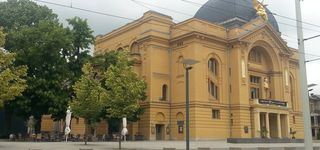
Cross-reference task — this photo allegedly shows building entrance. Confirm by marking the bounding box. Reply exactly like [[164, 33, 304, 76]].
[[257, 112, 289, 138], [156, 124, 164, 140]]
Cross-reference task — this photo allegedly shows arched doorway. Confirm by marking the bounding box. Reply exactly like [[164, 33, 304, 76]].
[[155, 112, 165, 140]]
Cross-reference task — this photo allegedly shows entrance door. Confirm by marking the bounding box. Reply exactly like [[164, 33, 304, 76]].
[[156, 124, 164, 140]]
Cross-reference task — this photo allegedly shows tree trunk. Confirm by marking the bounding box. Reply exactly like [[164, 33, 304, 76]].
[[118, 119, 122, 149], [84, 134, 87, 145], [118, 131, 121, 149]]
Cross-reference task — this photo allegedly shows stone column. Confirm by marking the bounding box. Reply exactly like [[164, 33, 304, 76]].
[[254, 111, 261, 138], [277, 114, 282, 138], [286, 114, 290, 138], [265, 113, 270, 138]]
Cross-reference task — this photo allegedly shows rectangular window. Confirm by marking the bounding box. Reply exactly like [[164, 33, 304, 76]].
[[311, 116, 315, 125], [250, 87, 260, 99], [312, 128, 316, 137], [212, 109, 220, 119], [250, 76, 260, 84]]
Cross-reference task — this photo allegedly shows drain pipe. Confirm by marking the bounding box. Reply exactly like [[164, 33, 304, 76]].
[[227, 43, 232, 138], [168, 25, 173, 141]]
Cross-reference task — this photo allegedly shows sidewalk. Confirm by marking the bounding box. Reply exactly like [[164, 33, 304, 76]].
[[0, 140, 318, 150]]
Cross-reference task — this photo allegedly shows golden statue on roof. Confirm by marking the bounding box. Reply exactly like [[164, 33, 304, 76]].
[[253, 0, 268, 21]]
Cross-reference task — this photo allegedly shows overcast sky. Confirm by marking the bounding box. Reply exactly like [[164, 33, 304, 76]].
[[5, 0, 320, 94]]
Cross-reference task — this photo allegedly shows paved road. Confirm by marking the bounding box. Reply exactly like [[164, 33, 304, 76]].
[[0, 141, 318, 150]]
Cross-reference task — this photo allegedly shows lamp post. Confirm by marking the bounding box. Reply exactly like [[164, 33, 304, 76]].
[[295, 0, 313, 149], [181, 58, 199, 150]]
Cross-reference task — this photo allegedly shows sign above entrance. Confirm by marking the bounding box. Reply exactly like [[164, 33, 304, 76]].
[[258, 99, 287, 107]]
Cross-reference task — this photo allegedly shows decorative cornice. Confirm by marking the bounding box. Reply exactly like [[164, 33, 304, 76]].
[[96, 13, 173, 45], [170, 31, 227, 46]]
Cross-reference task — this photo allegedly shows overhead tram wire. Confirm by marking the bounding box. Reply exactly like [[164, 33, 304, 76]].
[[130, 0, 235, 32], [33, 0, 320, 58], [131, 0, 193, 17], [131, 0, 299, 43], [32, 0, 198, 33], [129, 0, 320, 59], [131, 0, 320, 59], [185, 0, 320, 30], [181, 0, 320, 34], [33, 0, 134, 21]]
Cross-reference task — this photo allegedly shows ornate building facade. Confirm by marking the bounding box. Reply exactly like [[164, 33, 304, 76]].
[[94, 0, 304, 140], [41, 0, 304, 141]]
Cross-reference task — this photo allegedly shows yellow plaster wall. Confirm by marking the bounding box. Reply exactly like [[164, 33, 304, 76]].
[[90, 11, 304, 141]]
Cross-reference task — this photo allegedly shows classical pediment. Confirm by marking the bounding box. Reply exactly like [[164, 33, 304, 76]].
[[230, 23, 293, 57]]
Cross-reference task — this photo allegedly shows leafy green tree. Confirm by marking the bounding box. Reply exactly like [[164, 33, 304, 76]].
[[5, 20, 72, 121], [71, 63, 107, 144], [0, 0, 94, 123], [0, 0, 58, 31], [71, 63, 106, 125], [104, 51, 146, 120], [103, 50, 146, 149], [71, 51, 146, 144], [0, 29, 27, 108], [64, 17, 94, 86]]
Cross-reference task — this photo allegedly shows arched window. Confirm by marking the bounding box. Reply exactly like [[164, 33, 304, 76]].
[[249, 49, 262, 63], [208, 58, 218, 76], [208, 57, 219, 100], [161, 84, 168, 101], [130, 42, 139, 54]]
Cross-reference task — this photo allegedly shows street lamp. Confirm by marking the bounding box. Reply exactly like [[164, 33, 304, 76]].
[[181, 58, 199, 150]]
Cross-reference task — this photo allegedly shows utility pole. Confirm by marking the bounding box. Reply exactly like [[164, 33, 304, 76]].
[[295, 0, 313, 149]]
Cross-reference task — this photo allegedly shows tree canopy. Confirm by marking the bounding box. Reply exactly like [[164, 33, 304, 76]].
[[71, 50, 146, 125], [0, 0, 58, 31], [104, 51, 146, 120], [71, 63, 107, 124], [0, 28, 27, 108], [0, 0, 94, 121]]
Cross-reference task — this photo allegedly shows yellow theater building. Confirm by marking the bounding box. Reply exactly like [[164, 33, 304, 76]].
[[42, 0, 304, 141]]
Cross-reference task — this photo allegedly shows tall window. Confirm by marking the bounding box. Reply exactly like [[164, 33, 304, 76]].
[[161, 84, 168, 101], [208, 80, 218, 99], [208, 58, 219, 100], [290, 76, 295, 110], [208, 58, 218, 76], [249, 49, 262, 63], [250, 75, 261, 99]]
